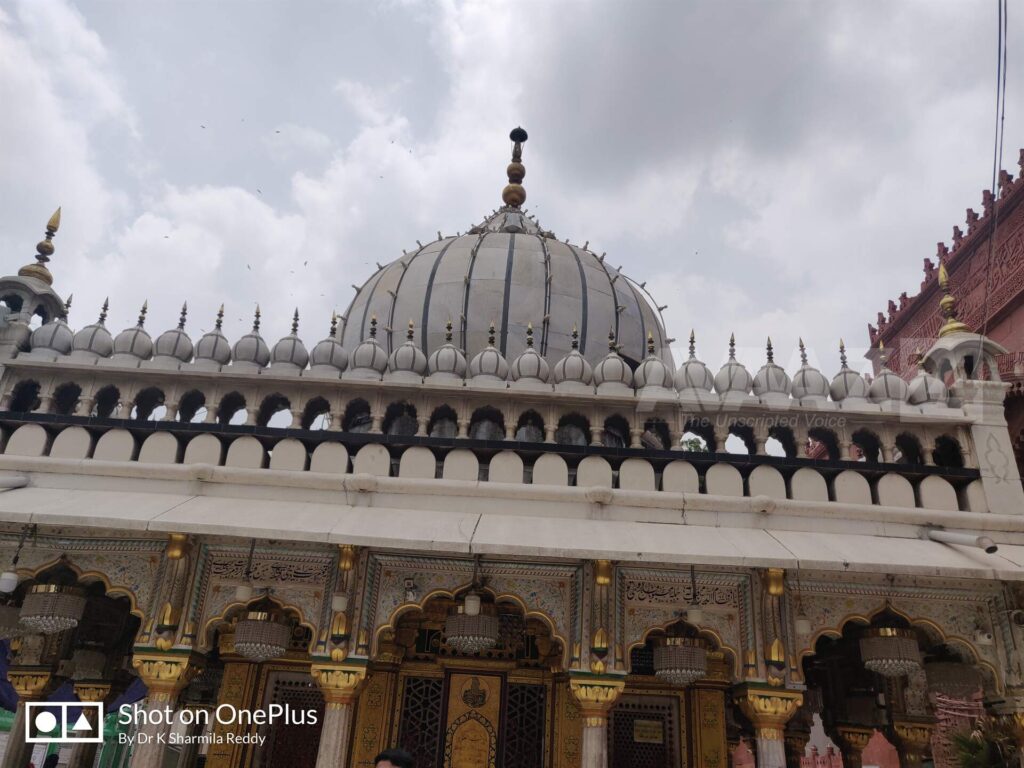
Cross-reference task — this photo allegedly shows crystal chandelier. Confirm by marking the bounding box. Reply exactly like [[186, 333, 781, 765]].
[[860, 627, 921, 678], [20, 584, 86, 634], [653, 636, 708, 686], [445, 593, 500, 654], [925, 661, 983, 698], [234, 610, 291, 662], [0, 604, 22, 640]]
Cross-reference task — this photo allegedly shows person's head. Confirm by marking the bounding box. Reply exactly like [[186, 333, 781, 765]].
[[42, 756, 59, 768], [374, 748, 414, 768]]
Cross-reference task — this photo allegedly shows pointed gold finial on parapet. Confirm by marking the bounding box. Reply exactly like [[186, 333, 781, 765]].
[[937, 261, 970, 337], [215, 303, 225, 330], [177, 302, 188, 330], [502, 127, 528, 208], [19, 207, 61, 285]]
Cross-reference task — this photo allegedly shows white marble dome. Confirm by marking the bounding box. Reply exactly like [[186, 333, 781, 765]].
[[868, 347, 908, 403], [112, 303, 154, 360], [348, 317, 388, 376], [153, 305, 194, 363], [634, 334, 673, 390], [388, 323, 428, 377], [553, 330, 594, 388], [906, 359, 948, 406], [310, 317, 349, 373], [233, 308, 271, 368], [752, 340, 791, 397], [593, 334, 634, 391], [469, 325, 509, 382], [509, 326, 550, 385], [714, 336, 753, 395], [427, 322, 467, 380], [31, 317, 73, 355], [790, 342, 830, 400], [271, 311, 310, 370], [195, 307, 232, 366], [673, 332, 713, 392]]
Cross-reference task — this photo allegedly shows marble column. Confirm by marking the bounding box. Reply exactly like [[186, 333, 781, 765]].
[[569, 674, 625, 768], [1, 669, 53, 768], [67, 682, 112, 768], [311, 662, 367, 768], [129, 651, 204, 768], [733, 685, 803, 768]]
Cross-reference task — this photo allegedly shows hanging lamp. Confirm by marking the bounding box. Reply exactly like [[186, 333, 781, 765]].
[[445, 557, 500, 654]]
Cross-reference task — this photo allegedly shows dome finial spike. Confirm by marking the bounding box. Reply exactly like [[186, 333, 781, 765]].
[[838, 338, 848, 368], [445, 317, 453, 343], [647, 331, 655, 356], [488, 321, 496, 346], [178, 302, 188, 330], [329, 311, 338, 337], [291, 308, 300, 335], [766, 336, 774, 363], [99, 297, 109, 325], [137, 300, 148, 328], [369, 314, 377, 339], [877, 339, 889, 368], [215, 304, 225, 330], [936, 260, 970, 337], [688, 330, 696, 359], [35, 207, 60, 264], [526, 321, 534, 347], [64, 293, 73, 318], [407, 319, 415, 341], [502, 127, 528, 208], [728, 333, 736, 360], [798, 337, 808, 366], [253, 304, 262, 333], [914, 346, 925, 370], [571, 323, 579, 350], [607, 326, 616, 352]]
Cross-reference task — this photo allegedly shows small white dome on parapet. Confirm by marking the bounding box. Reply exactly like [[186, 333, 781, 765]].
[[426, 319, 467, 382], [674, 331, 714, 393], [867, 343, 908, 404], [790, 339, 830, 401], [635, 332, 673, 392], [593, 331, 633, 394], [109, 301, 153, 365], [152, 303, 194, 365], [386, 321, 427, 382], [906, 351, 948, 407], [195, 305, 232, 368], [714, 334, 753, 397], [344, 315, 388, 380], [468, 322, 508, 387], [270, 309, 310, 373], [309, 313, 349, 376], [553, 326, 594, 392], [829, 340, 868, 402], [509, 324, 550, 390], [232, 306, 271, 369]]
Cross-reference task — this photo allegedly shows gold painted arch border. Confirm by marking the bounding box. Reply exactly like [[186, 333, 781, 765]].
[[17, 556, 145, 622], [628, 618, 741, 679]]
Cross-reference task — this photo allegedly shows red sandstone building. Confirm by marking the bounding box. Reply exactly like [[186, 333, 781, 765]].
[[868, 149, 1024, 478]]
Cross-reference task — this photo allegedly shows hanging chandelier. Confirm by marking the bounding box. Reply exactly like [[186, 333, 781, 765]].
[[0, 604, 22, 640], [19, 584, 86, 635], [925, 661, 983, 698], [860, 627, 921, 678], [234, 610, 291, 662], [445, 593, 500, 654], [653, 636, 708, 686]]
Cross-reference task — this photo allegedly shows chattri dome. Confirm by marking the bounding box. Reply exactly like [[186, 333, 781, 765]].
[[339, 128, 672, 373]]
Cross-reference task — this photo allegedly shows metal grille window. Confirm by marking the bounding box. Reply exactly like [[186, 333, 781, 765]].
[[503, 683, 546, 768], [397, 676, 444, 768], [608, 696, 678, 768]]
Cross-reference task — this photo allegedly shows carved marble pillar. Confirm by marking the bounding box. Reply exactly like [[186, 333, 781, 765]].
[[733, 686, 803, 768], [893, 720, 934, 767], [67, 682, 112, 768], [129, 651, 204, 768], [1, 669, 52, 768], [835, 725, 873, 768], [569, 674, 625, 768], [311, 662, 367, 768]]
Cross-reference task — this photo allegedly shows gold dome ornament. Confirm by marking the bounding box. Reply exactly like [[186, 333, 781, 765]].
[[19, 207, 61, 285], [937, 261, 970, 337], [501, 127, 528, 208]]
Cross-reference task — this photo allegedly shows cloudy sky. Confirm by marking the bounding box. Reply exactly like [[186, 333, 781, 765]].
[[0, 0, 1020, 377]]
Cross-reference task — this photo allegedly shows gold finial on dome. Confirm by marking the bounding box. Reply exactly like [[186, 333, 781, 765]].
[[607, 327, 616, 352], [688, 330, 697, 359], [369, 314, 377, 339], [98, 297, 109, 325], [137, 300, 148, 328], [63, 293, 73, 320], [502, 127, 528, 208], [407, 319, 415, 341], [798, 338, 808, 366], [646, 331, 655, 356], [877, 339, 889, 368], [728, 333, 737, 360], [253, 304, 262, 333], [937, 261, 970, 337], [19, 207, 61, 285], [571, 323, 579, 350], [177, 302, 188, 330], [215, 304, 225, 330], [445, 317, 454, 343], [329, 311, 338, 337], [488, 321, 497, 346], [766, 336, 774, 363], [526, 321, 534, 347], [291, 308, 300, 335], [838, 338, 848, 368]]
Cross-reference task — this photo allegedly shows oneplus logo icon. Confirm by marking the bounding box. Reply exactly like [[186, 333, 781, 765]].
[[25, 702, 104, 744]]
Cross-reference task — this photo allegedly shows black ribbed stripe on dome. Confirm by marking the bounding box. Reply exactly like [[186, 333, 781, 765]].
[[593, 252, 621, 347], [499, 233, 516, 355], [538, 236, 553, 357], [624, 278, 648, 356], [567, 244, 589, 355], [460, 233, 486, 352], [355, 266, 387, 345], [386, 243, 429, 354], [420, 238, 457, 355]]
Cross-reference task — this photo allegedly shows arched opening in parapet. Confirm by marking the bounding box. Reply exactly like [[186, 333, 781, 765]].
[[92, 385, 121, 419], [807, 428, 839, 461], [894, 433, 925, 465], [342, 398, 372, 433], [53, 382, 82, 416], [258, 393, 292, 428], [383, 401, 417, 437], [767, 425, 796, 458], [301, 396, 331, 431], [602, 414, 631, 448], [427, 405, 458, 438], [514, 410, 544, 442], [682, 419, 716, 452], [131, 387, 166, 421], [851, 429, 882, 464], [469, 406, 504, 441], [554, 413, 590, 446], [9, 380, 41, 413], [641, 418, 670, 451], [177, 390, 207, 423], [217, 391, 247, 426], [726, 424, 754, 455], [932, 435, 964, 468]]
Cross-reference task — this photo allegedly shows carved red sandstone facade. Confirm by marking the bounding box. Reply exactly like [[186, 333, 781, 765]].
[[868, 148, 1024, 474]]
